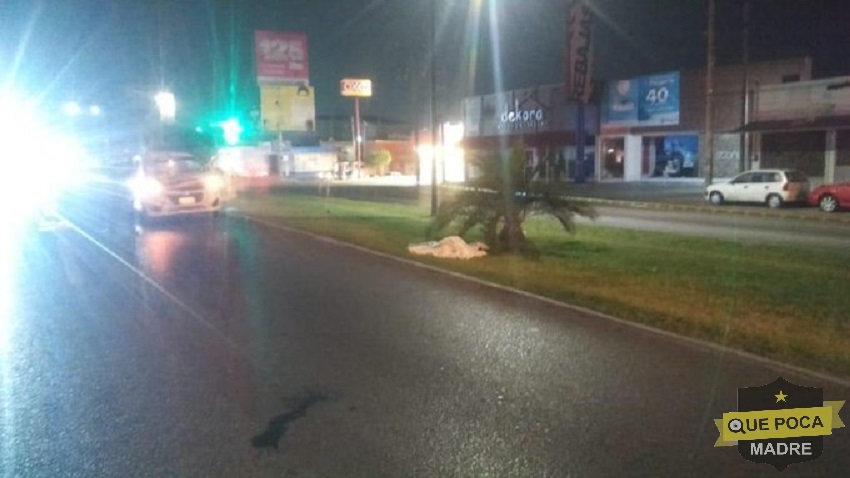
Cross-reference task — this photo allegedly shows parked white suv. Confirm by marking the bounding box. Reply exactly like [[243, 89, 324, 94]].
[[705, 169, 809, 208]]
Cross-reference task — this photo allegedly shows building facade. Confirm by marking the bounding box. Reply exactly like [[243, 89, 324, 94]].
[[745, 76, 850, 185], [461, 57, 814, 183], [597, 57, 811, 182], [462, 83, 599, 182]]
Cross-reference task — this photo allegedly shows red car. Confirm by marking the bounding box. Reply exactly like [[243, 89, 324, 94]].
[[808, 182, 850, 212]]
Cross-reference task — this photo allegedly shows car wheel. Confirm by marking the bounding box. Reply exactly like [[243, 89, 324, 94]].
[[766, 194, 783, 209], [818, 194, 838, 213], [709, 191, 724, 205]]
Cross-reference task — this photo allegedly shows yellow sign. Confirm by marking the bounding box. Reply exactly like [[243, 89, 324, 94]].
[[260, 84, 315, 132], [340, 79, 372, 97], [715, 401, 844, 446]]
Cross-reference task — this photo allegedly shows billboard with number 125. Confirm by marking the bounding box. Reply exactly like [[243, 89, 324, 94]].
[[255, 31, 309, 84]]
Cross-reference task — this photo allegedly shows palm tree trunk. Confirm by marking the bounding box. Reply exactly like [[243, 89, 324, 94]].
[[498, 213, 527, 250]]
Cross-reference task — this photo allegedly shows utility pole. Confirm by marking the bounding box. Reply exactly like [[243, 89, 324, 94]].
[[354, 96, 362, 178], [740, 0, 750, 172], [705, 0, 716, 184], [430, 0, 439, 216]]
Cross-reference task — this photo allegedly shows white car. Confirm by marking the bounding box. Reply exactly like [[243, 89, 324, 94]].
[[129, 151, 225, 220], [705, 169, 809, 208]]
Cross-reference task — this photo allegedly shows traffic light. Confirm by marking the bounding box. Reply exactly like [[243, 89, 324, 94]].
[[220, 118, 243, 145]]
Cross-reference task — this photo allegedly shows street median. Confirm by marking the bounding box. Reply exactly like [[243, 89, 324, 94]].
[[230, 192, 850, 380]]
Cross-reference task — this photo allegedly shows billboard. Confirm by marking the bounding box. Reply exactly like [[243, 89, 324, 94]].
[[255, 31, 309, 84], [340, 79, 373, 97], [602, 71, 680, 126], [567, 1, 594, 104], [260, 84, 315, 132]]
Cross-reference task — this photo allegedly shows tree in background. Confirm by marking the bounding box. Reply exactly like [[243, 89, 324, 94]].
[[429, 143, 596, 255], [366, 149, 393, 176]]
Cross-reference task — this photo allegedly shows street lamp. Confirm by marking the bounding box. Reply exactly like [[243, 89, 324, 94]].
[[154, 91, 176, 122]]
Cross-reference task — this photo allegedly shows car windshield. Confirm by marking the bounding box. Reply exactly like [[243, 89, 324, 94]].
[[148, 157, 203, 176], [6, 1, 850, 476]]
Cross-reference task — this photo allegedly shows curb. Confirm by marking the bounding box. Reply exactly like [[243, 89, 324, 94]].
[[263, 183, 850, 224], [565, 195, 850, 223], [439, 185, 850, 224], [231, 211, 850, 389]]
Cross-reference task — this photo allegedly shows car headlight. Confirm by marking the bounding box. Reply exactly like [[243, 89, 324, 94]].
[[128, 176, 163, 198], [203, 174, 224, 191]]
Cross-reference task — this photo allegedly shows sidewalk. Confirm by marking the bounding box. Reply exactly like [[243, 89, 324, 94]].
[[564, 179, 705, 204]]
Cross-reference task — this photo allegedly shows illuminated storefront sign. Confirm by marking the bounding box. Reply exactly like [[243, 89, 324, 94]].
[[499, 100, 546, 132], [464, 84, 597, 138]]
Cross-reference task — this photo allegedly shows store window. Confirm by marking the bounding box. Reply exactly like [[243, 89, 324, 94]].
[[643, 134, 700, 178], [601, 138, 624, 179]]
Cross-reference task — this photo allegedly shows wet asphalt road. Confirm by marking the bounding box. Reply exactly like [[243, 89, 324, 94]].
[[1, 208, 849, 477]]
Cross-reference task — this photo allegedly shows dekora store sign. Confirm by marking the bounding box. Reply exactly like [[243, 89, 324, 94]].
[[499, 100, 545, 132]]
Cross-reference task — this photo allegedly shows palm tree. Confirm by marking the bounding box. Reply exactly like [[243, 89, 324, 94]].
[[429, 144, 596, 255]]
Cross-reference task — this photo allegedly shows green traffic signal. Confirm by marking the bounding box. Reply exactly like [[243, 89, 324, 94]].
[[220, 118, 243, 145]]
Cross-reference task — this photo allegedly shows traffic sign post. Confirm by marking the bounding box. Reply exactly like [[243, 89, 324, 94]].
[[341, 79, 372, 178]]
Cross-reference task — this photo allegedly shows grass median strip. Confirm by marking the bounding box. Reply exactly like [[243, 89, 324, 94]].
[[232, 192, 850, 378]]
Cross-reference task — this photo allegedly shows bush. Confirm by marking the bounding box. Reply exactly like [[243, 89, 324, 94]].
[[429, 143, 596, 255], [366, 150, 393, 176]]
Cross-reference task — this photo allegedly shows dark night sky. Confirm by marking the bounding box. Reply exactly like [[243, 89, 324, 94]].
[[2, 0, 850, 129]]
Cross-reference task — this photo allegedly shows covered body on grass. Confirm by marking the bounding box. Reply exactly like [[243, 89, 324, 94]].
[[408, 236, 488, 259]]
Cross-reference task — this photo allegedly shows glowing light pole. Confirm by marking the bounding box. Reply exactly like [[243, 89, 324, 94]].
[[154, 91, 176, 123], [153, 91, 175, 149]]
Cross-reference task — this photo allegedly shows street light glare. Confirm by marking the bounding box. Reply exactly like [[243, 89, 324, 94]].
[[62, 101, 81, 116], [154, 91, 176, 121], [220, 118, 243, 145]]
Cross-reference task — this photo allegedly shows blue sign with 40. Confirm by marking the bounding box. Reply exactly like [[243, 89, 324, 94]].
[[638, 72, 680, 124], [603, 71, 680, 126]]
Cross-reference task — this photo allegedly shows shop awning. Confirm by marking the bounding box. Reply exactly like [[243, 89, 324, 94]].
[[739, 115, 850, 133]]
